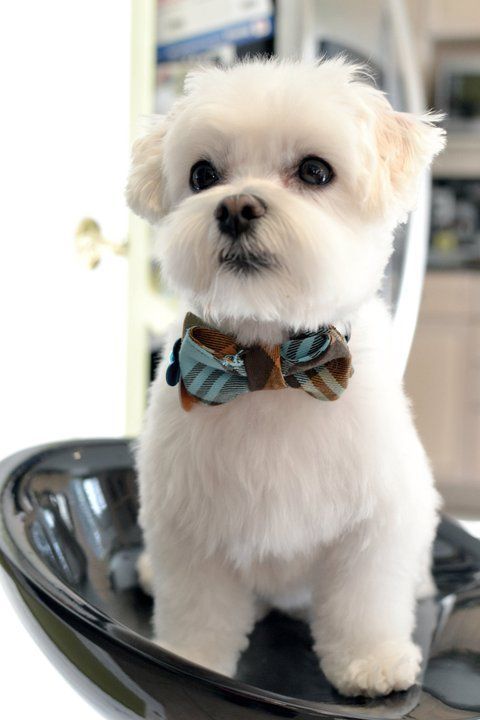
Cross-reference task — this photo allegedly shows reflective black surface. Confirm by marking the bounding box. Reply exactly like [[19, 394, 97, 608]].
[[1, 439, 480, 719]]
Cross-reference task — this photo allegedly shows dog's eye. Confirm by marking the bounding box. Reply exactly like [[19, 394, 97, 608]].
[[190, 160, 220, 192], [298, 157, 334, 186]]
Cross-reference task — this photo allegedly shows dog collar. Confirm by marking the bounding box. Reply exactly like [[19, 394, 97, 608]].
[[166, 313, 353, 411]]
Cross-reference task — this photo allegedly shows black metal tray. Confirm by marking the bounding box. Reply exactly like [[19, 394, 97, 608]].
[[1, 439, 479, 720]]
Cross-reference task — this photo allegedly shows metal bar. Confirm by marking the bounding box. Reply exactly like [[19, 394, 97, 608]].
[[387, 0, 431, 377]]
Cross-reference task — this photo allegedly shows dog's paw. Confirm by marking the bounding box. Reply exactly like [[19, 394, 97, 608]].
[[321, 640, 421, 698]]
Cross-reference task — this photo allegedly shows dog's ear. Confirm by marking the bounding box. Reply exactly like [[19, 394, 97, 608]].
[[356, 88, 445, 220], [126, 116, 168, 223]]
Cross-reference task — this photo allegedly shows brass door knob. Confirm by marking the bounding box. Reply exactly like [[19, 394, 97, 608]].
[[75, 218, 128, 269]]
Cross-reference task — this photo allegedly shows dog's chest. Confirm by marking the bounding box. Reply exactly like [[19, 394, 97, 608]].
[[164, 387, 374, 562]]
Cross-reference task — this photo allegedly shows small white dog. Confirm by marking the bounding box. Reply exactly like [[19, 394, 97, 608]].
[[126, 58, 445, 698]]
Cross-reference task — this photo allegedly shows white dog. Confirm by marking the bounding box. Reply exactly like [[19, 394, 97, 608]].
[[126, 58, 445, 698]]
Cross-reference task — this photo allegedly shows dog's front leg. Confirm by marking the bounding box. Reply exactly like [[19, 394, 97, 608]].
[[311, 519, 425, 697], [151, 546, 256, 677]]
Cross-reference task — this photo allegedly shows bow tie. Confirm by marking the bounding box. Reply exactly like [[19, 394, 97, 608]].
[[166, 313, 353, 411]]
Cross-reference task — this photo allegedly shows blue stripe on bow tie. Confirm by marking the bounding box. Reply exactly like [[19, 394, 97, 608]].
[[280, 331, 330, 366], [177, 330, 250, 404]]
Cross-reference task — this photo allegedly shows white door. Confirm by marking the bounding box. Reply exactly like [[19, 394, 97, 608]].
[[0, 3, 131, 719], [0, 2, 131, 459]]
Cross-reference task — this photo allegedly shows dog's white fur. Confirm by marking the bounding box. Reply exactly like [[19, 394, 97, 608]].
[[126, 58, 445, 698]]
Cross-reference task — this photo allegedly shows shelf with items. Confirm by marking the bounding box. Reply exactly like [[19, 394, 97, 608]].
[[428, 23, 480, 174], [429, 176, 480, 271], [154, 0, 274, 115]]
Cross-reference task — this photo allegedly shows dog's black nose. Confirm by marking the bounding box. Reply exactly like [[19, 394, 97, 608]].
[[215, 194, 266, 238]]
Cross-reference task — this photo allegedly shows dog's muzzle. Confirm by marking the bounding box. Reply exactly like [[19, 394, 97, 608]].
[[215, 194, 266, 238]]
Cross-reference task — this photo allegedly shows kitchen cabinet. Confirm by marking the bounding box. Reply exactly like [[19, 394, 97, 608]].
[[426, 0, 480, 40], [405, 271, 480, 513]]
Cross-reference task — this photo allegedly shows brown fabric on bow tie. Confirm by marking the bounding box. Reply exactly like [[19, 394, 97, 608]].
[[244, 345, 288, 391]]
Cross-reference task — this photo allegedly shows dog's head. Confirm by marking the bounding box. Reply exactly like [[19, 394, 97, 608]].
[[127, 58, 444, 330]]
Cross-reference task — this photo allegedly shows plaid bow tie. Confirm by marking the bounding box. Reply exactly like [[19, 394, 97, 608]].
[[166, 312, 353, 411]]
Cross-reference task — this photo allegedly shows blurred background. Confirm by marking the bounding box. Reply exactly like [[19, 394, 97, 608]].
[[0, 1, 479, 717]]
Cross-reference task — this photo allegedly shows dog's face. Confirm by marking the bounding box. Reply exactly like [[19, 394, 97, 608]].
[[127, 59, 444, 330]]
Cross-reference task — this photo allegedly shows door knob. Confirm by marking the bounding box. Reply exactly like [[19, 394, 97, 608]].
[[75, 218, 128, 270]]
